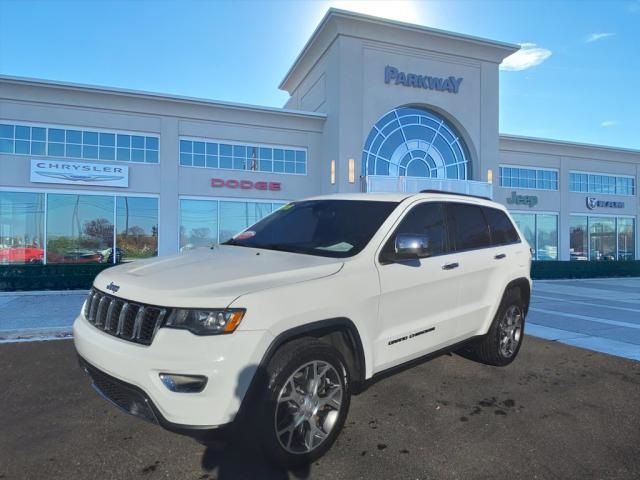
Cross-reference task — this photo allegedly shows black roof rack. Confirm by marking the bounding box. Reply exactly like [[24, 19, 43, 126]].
[[418, 189, 491, 201]]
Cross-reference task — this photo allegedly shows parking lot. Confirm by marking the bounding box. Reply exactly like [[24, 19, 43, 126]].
[[1, 333, 639, 479]]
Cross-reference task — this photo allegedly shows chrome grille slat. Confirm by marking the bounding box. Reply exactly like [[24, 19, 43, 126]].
[[84, 288, 168, 346]]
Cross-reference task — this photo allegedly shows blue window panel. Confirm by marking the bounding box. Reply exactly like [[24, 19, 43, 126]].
[[15, 140, 30, 154], [179, 140, 192, 153], [0, 138, 13, 153], [295, 162, 306, 174], [145, 137, 159, 150], [233, 158, 245, 170], [274, 149, 284, 161], [49, 128, 65, 142], [259, 160, 272, 172], [273, 161, 284, 173], [15, 125, 30, 140], [99, 146, 115, 160], [0, 124, 13, 138], [66, 130, 82, 144], [32, 127, 46, 141], [145, 150, 158, 163], [206, 142, 217, 155], [206, 155, 218, 168], [179, 153, 192, 166], [48, 142, 64, 156], [284, 150, 295, 162], [220, 144, 232, 156], [83, 131, 99, 145], [117, 148, 130, 161], [131, 149, 145, 162], [220, 156, 232, 168], [259, 147, 272, 159], [131, 136, 145, 149], [66, 144, 82, 158], [100, 133, 115, 146], [193, 154, 205, 167], [193, 142, 205, 154], [234, 145, 247, 158], [117, 134, 131, 148], [284, 162, 295, 174], [31, 141, 46, 155], [83, 145, 99, 159], [295, 150, 306, 163]]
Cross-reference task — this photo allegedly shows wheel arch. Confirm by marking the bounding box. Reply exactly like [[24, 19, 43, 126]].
[[504, 277, 531, 315]]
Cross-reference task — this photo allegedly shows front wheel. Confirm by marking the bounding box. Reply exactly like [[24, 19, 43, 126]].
[[257, 339, 351, 468]]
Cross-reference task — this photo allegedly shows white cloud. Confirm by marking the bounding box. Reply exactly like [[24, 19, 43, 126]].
[[601, 120, 618, 128], [586, 32, 615, 43], [500, 43, 552, 71]]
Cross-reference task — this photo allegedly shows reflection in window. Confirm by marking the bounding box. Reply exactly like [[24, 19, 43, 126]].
[[116, 197, 158, 262], [569, 216, 635, 261], [569, 217, 588, 261], [618, 218, 635, 261], [46, 194, 114, 264], [589, 217, 616, 261], [179, 199, 287, 251], [362, 107, 468, 180], [0, 192, 45, 264], [511, 213, 558, 260]]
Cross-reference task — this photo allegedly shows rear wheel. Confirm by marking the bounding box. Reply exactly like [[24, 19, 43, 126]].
[[257, 339, 351, 468], [465, 288, 525, 366]]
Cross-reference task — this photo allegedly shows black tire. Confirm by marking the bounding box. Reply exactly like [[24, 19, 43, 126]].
[[257, 338, 351, 468], [464, 288, 525, 366]]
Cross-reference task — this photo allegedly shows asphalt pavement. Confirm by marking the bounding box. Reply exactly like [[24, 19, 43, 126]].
[[1, 336, 639, 480]]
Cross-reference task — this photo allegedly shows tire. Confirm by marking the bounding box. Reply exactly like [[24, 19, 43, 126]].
[[465, 288, 525, 366], [257, 338, 351, 468]]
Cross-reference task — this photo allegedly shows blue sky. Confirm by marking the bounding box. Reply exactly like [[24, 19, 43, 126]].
[[1, 0, 638, 149]]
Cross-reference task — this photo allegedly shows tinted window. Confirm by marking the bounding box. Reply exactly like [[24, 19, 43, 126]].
[[383, 202, 446, 257], [483, 207, 520, 246], [224, 200, 398, 258], [446, 203, 491, 251]]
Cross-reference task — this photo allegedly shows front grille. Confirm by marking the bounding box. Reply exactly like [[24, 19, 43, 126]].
[[80, 357, 158, 424], [84, 288, 168, 345]]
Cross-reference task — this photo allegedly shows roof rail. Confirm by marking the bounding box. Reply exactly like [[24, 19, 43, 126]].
[[418, 189, 492, 201]]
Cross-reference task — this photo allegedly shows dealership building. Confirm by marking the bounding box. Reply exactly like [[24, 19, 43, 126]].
[[1, 8, 638, 268]]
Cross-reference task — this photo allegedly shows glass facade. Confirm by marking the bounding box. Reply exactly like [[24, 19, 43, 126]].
[[0, 122, 159, 163], [569, 172, 635, 196], [180, 198, 287, 251], [0, 192, 45, 264], [570, 215, 635, 261], [362, 107, 468, 179], [511, 212, 558, 260], [179, 138, 307, 174], [0, 191, 157, 265], [499, 166, 558, 190]]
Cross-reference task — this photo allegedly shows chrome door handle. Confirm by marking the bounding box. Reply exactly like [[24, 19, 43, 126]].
[[442, 262, 459, 270], [494, 253, 507, 260]]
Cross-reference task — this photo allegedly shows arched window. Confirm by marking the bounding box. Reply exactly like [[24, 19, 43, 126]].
[[362, 106, 469, 180]]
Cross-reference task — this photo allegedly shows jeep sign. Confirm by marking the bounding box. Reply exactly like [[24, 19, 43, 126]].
[[506, 191, 538, 208]]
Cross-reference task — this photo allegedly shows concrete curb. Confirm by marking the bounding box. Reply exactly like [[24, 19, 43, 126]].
[[0, 326, 73, 343]]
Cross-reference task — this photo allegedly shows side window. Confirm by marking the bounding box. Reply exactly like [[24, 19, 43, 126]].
[[483, 207, 521, 246], [445, 203, 491, 251], [383, 202, 447, 257]]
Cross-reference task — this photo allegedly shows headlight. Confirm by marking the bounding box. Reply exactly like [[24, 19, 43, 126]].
[[164, 308, 245, 335]]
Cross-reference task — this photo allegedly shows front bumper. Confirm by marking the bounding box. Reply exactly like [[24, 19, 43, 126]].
[[73, 313, 273, 429]]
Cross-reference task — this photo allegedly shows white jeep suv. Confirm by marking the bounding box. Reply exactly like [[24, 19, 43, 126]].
[[74, 191, 531, 466]]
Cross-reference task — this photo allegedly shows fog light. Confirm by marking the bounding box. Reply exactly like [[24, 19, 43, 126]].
[[159, 373, 208, 393]]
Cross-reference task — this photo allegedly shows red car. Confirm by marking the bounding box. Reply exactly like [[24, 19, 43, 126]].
[[0, 246, 45, 264]]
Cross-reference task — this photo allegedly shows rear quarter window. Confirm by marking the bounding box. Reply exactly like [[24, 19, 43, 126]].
[[483, 207, 521, 246], [445, 203, 491, 251]]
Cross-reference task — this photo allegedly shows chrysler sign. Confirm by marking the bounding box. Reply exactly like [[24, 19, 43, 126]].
[[384, 65, 463, 94], [30, 160, 129, 187], [211, 178, 281, 191]]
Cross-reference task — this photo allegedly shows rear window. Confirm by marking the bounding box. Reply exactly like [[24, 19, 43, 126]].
[[445, 203, 491, 251], [483, 207, 520, 246]]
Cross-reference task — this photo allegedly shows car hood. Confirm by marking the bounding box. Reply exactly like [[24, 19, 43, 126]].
[[93, 245, 344, 308]]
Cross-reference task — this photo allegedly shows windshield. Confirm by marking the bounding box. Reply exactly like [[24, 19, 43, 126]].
[[223, 200, 398, 258]]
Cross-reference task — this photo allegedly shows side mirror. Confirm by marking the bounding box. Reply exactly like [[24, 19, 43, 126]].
[[394, 233, 431, 259]]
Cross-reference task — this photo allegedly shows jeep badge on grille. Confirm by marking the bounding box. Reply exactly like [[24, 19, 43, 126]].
[[106, 282, 120, 293]]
